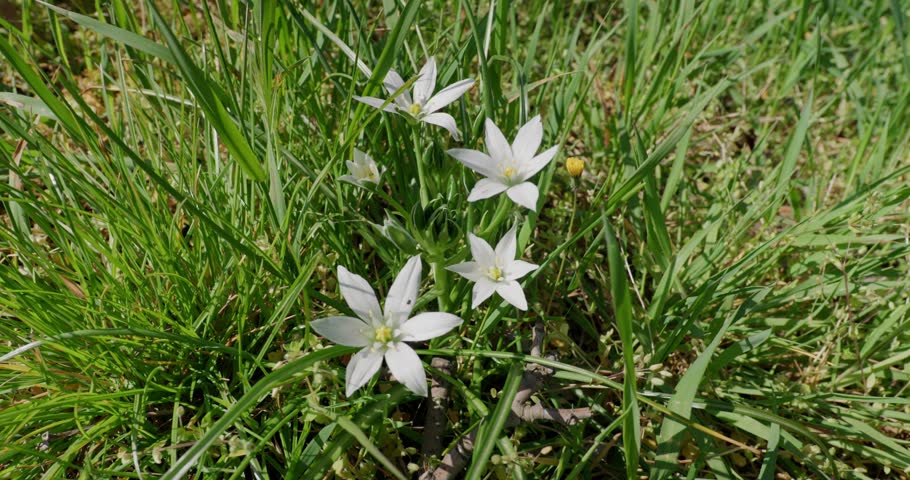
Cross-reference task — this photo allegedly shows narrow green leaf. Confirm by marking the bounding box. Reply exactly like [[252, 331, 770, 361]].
[[0, 92, 57, 119], [604, 218, 640, 479], [335, 417, 408, 480], [363, 0, 420, 95], [299, 8, 373, 77], [0, 36, 88, 143], [161, 345, 357, 479], [462, 2, 497, 120], [465, 362, 523, 480], [605, 79, 730, 213], [300, 387, 408, 479], [651, 287, 770, 480], [623, 0, 638, 118], [38, 1, 175, 63], [147, 1, 266, 181], [758, 423, 781, 480], [767, 90, 813, 219]]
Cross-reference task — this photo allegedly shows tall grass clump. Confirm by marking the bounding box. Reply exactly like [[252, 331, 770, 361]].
[[1, 1, 909, 479]]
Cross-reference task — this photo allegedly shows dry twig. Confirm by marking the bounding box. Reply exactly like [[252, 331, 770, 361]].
[[421, 322, 592, 480]]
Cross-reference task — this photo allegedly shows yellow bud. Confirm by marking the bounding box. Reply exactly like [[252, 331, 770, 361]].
[[566, 157, 585, 177]]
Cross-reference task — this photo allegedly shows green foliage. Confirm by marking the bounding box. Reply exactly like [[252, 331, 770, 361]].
[[1, 0, 909, 479]]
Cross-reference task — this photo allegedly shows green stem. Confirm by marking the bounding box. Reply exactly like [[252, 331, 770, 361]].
[[412, 128, 430, 207], [370, 185, 409, 217], [545, 187, 577, 314], [477, 195, 512, 237], [433, 261, 450, 311]]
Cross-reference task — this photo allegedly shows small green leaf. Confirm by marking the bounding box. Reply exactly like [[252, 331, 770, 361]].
[[161, 346, 357, 479]]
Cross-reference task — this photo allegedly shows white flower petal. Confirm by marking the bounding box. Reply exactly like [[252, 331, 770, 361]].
[[399, 312, 463, 341], [384, 256, 422, 325], [383, 70, 406, 95], [354, 96, 398, 113], [338, 174, 361, 186], [468, 178, 509, 202], [382, 71, 413, 107], [494, 225, 518, 261], [496, 281, 528, 310], [471, 278, 497, 308], [384, 343, 428, 396], [485, 118, 512, 166], [421, 113, 462, 141], [506, 182, 539, 210], [353, 149, 367, 165], [345, 348, 384, 397], [311, 316, 371, 346], [412, 57, 437, 106], [337, 266, 383, 324], [512, 115, 543, 163], [447, 148, 497, 177], [467, 233, 496, 267], [505, 260, 538, 281], [446, 261, 484, 281], [423, 78, 475, 114], [519, 145, 558, 180]]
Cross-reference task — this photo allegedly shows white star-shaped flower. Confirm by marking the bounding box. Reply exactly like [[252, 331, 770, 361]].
[[338, 148, 384, 187], [310, 256, 463, 397], [446, 226, 538, 310], [354, 57, 475, 140], [447, 116, 558, 210]]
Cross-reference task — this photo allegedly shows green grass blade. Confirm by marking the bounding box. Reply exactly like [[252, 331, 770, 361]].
[[147, 1, 266, 181], [297, 387, 408, 479], [766, 89, 813, 220], [465, 361, 523, 480], [0, 36, 88, 143], [605, 79, 730, 213], [651, 287, 770, 480], [0, 92, 57, 120], [758, 423, 781, 480], [335, 417, 407, 480], [362, 0, 420, 94], [604, 218, 641, 478], [161, 345, 356, 479], [298, 8, 372, 77], [38, 1, 175, 63]]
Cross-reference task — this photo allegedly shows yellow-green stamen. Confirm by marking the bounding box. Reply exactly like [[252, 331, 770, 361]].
[[487, 266, 504, 281], [374, 325, 393, 343], [409, 103, 422, 116]]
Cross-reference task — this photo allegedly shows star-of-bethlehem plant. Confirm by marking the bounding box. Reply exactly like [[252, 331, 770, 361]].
[[447, 225, 538, 311], [316, 55, 560, 398], [448, 115, 559, 210], [354, 57, 475, 140], [310, 256, 463, 397], [338, 148, 384, 187]]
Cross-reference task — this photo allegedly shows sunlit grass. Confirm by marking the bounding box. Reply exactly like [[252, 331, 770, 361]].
[[1, 1, 909, 479]]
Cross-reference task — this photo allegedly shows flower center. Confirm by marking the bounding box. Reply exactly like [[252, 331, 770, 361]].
[[486, 265, 504, 282], [503, 167, 517, 179], [409, 103, 422, 116], [374, 325, 394, 344]]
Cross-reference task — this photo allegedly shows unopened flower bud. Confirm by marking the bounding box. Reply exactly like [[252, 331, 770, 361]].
[[379, 217, 418, 255], [566, 157, 585, 177]]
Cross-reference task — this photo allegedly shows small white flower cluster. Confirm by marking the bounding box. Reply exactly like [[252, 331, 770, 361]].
[[314, 56, 558, 397]]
